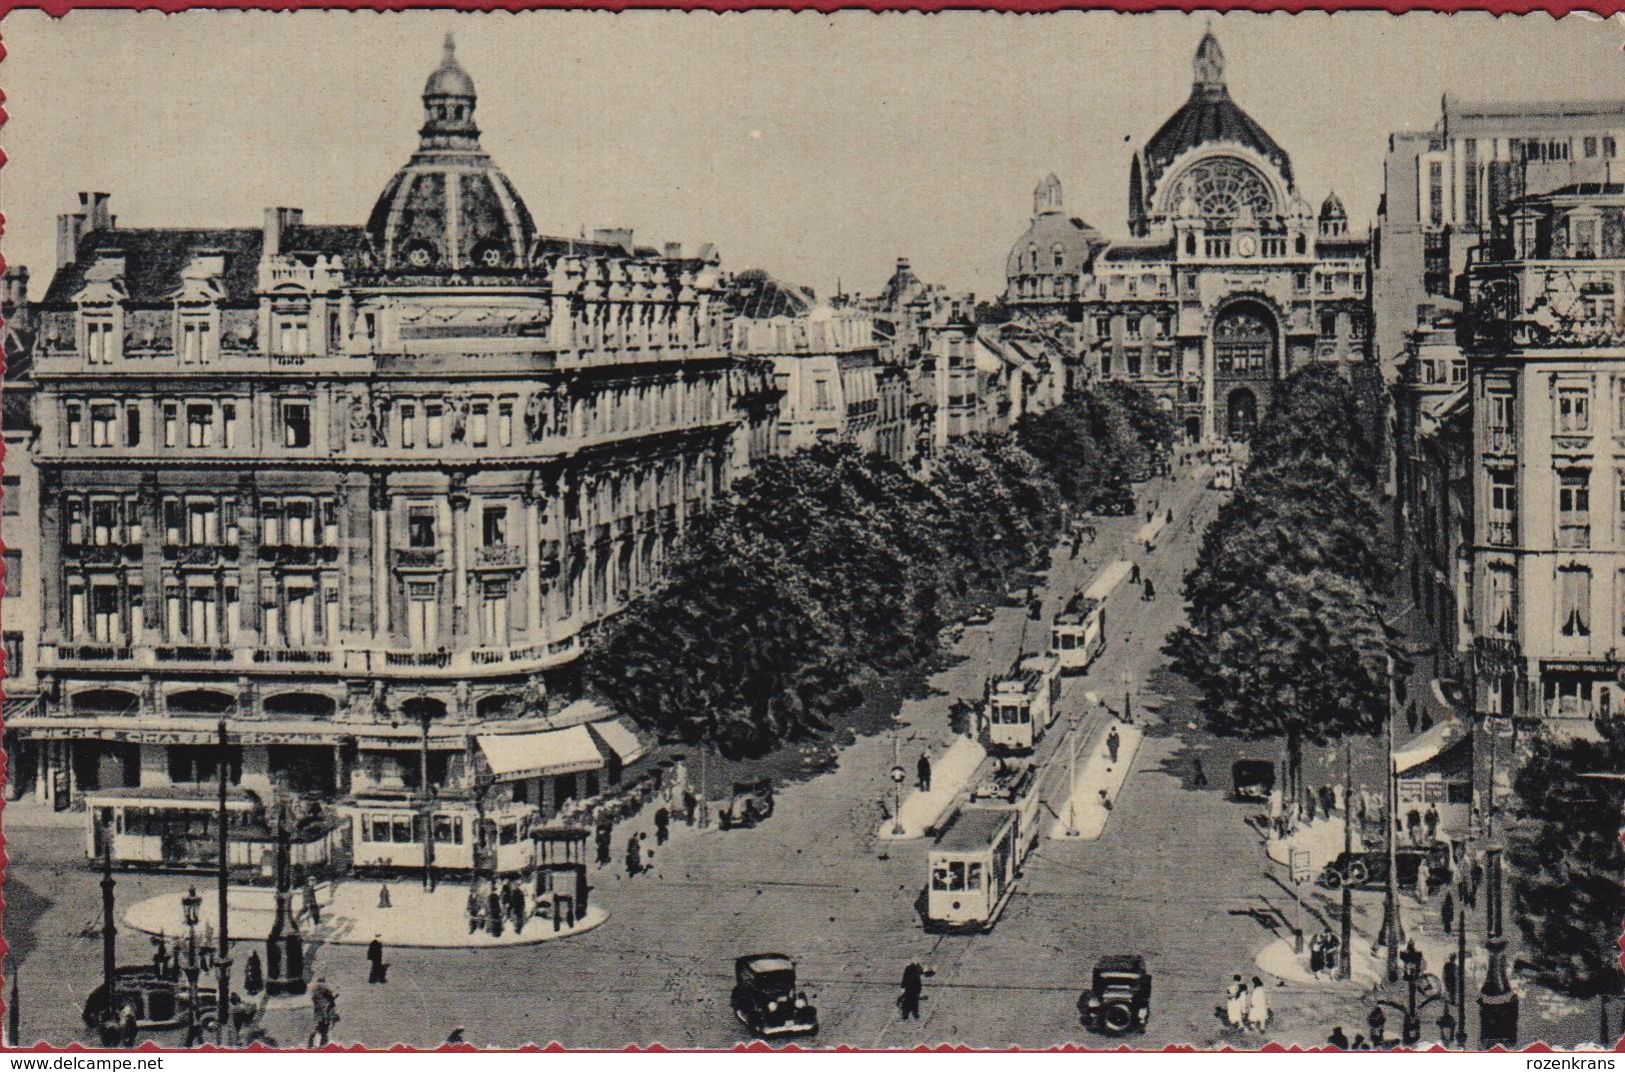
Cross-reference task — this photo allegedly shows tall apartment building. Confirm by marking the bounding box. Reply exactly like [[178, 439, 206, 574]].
[[9, 39, 771, 856], [1375, 96, 1625, 376], [1460, 181, 1625, 728]]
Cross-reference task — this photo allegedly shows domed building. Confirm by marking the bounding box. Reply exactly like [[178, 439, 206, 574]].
[[1005, 29, 1374, 443]]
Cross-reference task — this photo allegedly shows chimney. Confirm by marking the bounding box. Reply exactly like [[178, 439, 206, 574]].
[[897, 257, 911, 271], [86, 192, 112, 232], [663, 242, 683, 260], [263, 207, 302, 257], [56, 213, 88, 270], [591, 228, 634, 254]]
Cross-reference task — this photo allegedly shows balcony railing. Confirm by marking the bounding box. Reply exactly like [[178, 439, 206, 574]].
[[55, 643, 134, 662], [1557, 523, 1592, 550], [260, 544, 339, 567], [1486, 520, 1516, 546], [473, 545, 523, 569], [1486, 429, 1516, 454], [253, 646, 335, 666], [164, 544, 241, 566], [383, 649, 452, 669], [155, 645, 235, 663], [393, 548, 445, 570]]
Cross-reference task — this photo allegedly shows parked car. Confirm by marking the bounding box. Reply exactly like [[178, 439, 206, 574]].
[[718, 779, 775, 830], [1230, 759, 1276, 801], [1317, 846, 1452, 892], [731, 955, 818, 1038], [1079, 954, 1152, 1036], [83, 968, 218, 1032], [963, 605, 996, 626]]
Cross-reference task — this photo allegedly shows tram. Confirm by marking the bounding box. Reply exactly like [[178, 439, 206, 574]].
[[84, 788, 339, 875], [981, 653, 1062, 754], [923, 763, 1044, 932], [1052, 592, 1106, 673]]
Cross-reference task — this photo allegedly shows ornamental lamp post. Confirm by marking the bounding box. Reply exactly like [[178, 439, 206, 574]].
[[890, 764, 907, 836], [1477, 845, 1520, 1047], [180, 886, 203, 1045]]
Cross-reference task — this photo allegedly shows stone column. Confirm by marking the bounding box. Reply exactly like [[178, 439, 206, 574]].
[[370, 474, 389, 646], [450, 473, 470, 639], [525, 480, 543, 639]]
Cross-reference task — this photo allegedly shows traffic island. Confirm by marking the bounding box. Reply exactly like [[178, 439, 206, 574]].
[[123, 880, 608, 950], [875, 736, 986, 841], [1049, 721, 1143, 841]]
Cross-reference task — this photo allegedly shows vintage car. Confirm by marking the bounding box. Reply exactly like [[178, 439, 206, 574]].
[[730, 955, 818, 1039], [963, 605, 996, 627], [1317, 847, 1453, 892], [1230, 759, 1276, 802], [83, 967, 218, 1032], [718, 779, 775, 830], [1079, 954, 1152, 1036]]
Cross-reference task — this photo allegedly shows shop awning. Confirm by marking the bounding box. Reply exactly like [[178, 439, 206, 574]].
[[478, 726, 603, 780], [587, 719, 646, 766], [1395, 717, 1466, 775]]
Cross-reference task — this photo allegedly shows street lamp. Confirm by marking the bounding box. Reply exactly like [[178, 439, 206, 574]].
[[1373, 942, 1442, 1048], [1477, 845, 1520, 1047], [180, 886, 203, 1046], [1064, 713, 1081, 837], [890, 764, 907, 836]]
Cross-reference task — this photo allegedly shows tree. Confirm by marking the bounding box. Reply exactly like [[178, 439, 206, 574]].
[[1507, 724, 1625, 1010], [1166, 567, 1388, 799]]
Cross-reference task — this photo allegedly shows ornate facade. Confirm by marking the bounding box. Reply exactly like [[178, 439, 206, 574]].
[[1006, 30, 1375, 443], [13, 39, 773, 842]]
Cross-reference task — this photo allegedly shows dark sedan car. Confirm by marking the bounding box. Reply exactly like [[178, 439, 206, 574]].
[[731, 954, 818, 1039]]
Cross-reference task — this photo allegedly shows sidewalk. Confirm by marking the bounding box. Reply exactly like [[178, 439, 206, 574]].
[[1048, 720, 1143, 841], [124, 879, 607, 949], [1266, 812, 1366, 872], [874, 736, 986, 841]]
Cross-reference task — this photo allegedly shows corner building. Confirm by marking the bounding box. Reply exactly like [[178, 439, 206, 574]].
[[17, 39, 763, 850], [1006, 31, 1375, 443]]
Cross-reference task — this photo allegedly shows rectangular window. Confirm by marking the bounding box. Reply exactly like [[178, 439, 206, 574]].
[[1094, 316, 1112, 339], [188, 585, 217, 643], [223, 498, 240, 546], [163, 498, 182, 545], [225, 585, 239, 643], [92, 500, 118, 546], [4, 632, 24, 679], [222, 403, 237, 449], [69, 585, 86, 638], [469, 402, 489, 447], [1558, 469, 1592, 549], [261, 502, 282, 547], [408, 582, 437, 649], [2, 550, 19, 598], [1558, 386, 1592, 434], [1586, 136, 1599, 159], [164, 584, 182, 640], [400, 403, 417, 449], [813, 379, 833, 411], [2, 477, 19, 517], [1607, 136, 1618, 159], [482, 506, 507, 548], [125, 403, 141, 448], [498, 402, 513, 447], [281, 400, 311, 449], [1488, 392, 1516, 452], [1488, 470, 1516, 545], [285, 584, 315, 647], [284, 501, 314, 546], [89, 404, 116, 447], [408, 508, 436, 549], [1464, 138, 1480, 227], [425, 403, 445, 448], [321, 499, 338, 547], [1125, 318, 1141, 342], [1428, 161, 1444, 227], [91, 585, 119, 643], [187, 501, 219, 546], [126, 496, 143, 544], [1560, 567, 1592, 638], [65, 403, 82, 448], [480, 579, 509, 645], [1487, 564, 1516, 638], [129, 584, 144, 644], [186, 404, 214, 448], [163, 403, 178, 448]]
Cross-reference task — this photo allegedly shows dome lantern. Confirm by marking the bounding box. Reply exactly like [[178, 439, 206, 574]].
[[420, 34, 480, 152]]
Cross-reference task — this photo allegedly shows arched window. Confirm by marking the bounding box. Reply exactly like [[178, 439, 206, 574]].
[[1185, 233, 1197, 256], [1028, 245, 1039, 272], [1295, 234, 1307, 255]]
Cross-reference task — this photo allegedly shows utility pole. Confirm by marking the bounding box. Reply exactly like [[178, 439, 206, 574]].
[[215, 720, 233, 1045], [1380, 654, 1402, 982], [99, 820, 116, 1040], [420, 709, 435, 892], [1339, 737, 1353, 980], [1477, 846, 1519, 1046]]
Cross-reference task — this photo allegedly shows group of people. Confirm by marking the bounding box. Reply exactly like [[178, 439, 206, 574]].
[[1222, 975, 1271, 1033], [1307, 929, 1342, 978], [464, 876, 540, 936]]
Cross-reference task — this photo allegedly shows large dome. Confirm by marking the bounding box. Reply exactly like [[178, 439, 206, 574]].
[[1133, 30, 1293, 230], [365, 36, 537, 272]]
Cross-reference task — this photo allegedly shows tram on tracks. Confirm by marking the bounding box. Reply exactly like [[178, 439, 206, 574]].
[[1052, 592, 1106, 673], [923, 762, 1045, 932], [981, 653, 1061, 755]]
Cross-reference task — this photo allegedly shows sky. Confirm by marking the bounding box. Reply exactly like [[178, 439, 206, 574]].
[[6, 10, 1625, 301]]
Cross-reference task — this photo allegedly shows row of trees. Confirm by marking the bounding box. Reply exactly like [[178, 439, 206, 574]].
[[1166, 366, 1392, 801], [587, 383, 1170, 758]]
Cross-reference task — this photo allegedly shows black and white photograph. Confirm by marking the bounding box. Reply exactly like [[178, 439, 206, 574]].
[[0, 7, 1623, 1051]]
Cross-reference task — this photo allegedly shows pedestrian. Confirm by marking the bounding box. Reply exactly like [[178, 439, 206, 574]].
[[898, 962, 926, 1021], [229, 993, 256, 1039], [377, 883, 392, 910], [244, 949, 264, 996], [1098, 788, 1113, 812], [1225, 975, 1245, 1031], [1142, 578, 1155, 602], [1406, 809, 1422, 843], [1323, 931, 1341, 977], [309, 978, 338, 1047], [1470, 858, 1484, 903], [1425, 804, 1440, 841], [466, 884, 484, 934], [366, 934, 387, 984], [681, 788, 698, 825], [1352, 1034, 1369, 1050], [1443, 953, 1459, 1001], [625, 835, 642, 879], [303, 879, 321, 926], [1441, 889, 1455, 935], [916, 750, 934, 794], [1319, 785, 1335, 821], [1406, 702, 1419, 734], [1246, 977, 1270, 1033], [486, 888, 504, 938], [1327, 1026, 1350, 1049], [1130, 562, 1141, 585], [1193, 756, 1208, 788], [1107, 726, 1120, 764], [446, 1027, 467, 1045], [1166, 508, 1173, 524], [596, 822, 613, 867], [1367, 1004, 1386, 1048], [1309, 931, 1325, 977], [119, 1001, 139, 1047]]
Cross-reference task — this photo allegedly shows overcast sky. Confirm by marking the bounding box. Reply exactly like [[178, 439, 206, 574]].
[[6, 10, 1625, 300]]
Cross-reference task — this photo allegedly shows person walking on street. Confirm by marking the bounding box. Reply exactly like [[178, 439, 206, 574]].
[[1193, 756, 1208, 788], [377, 883, 392, 910], [1367, 1004, 1386, 1048], [1406, 702, 1419, 735], [682, 788, 698, 825], [309, 978, 338, 1047], [655, 806, 671, 846], [1443, 953, 1459, 1003], [366, 935, 387, 984], [486, 888, 504, 938], [917, 751, 932, 793], [1441, 889, 1455, 935], [1309, 932, 1325, 978], [596, 822, 613, 867], [119, 1002, 139, 1048], [897, 963, 927, 1021], [625, 835, 643, 879], [1142, 578, 1156, 602], [1225, 976, 1245, 1031], [303, 879, 322, 927], [1130, 562, 1141, 585], [1246, 978, 1270, 1033], [466, 885, 484, 934], [1424, 804, 1440, 841], [1328, 1026, 1350, 1049], [1106, 726, 1120, 764]]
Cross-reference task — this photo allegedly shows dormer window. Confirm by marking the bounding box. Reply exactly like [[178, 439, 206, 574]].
[[276, 315, 310, 355], [83, 315, 117, 364], [179, 315, 213, 364]]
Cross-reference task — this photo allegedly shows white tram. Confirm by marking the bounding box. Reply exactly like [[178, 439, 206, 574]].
[[924, 763, 1043, 932], [1052, 593, 1106, 673], [981, 654, 1061, 755], [84, 788, 339, 875]]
